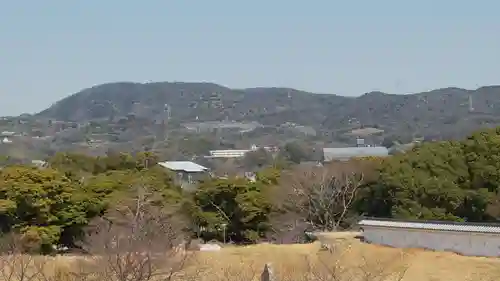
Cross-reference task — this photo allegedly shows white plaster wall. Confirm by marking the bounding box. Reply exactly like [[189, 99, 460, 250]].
[[362, 226, 500, 257]]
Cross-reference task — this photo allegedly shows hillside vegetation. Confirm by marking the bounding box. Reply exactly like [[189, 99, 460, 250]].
[[2, 127, 500, 249], [1, 127, 500, 280], [5, 82, 500, 162], [36, 82, 500, 141]]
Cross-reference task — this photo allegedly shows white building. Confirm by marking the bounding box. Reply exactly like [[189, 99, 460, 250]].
[[207, 149, 251, 158], [31, 160, 48, 168], [158, 161, 209, 190], [359, 218, 500, 257], [1, 131, 15, 137], [207, 145, 278, 159]]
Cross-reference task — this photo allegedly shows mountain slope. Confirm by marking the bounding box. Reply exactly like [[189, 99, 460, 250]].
[[36, 82, 500, 140]]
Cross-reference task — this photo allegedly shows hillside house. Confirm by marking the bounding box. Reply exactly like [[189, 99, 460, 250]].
[[158, 161, 209, 190], [359, 218, 500, 257]]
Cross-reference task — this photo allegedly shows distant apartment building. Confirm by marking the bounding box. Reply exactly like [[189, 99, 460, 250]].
[[182, 121, 261, 133], [207, 149, 250, 158], [1, 131, 15, 137], [206, 144, 278, 159]]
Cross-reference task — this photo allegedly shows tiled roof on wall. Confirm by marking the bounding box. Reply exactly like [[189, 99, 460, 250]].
[[358, 218, 500, 234]]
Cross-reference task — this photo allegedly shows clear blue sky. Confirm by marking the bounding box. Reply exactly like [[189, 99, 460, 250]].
[[1, 1, 499, 116]]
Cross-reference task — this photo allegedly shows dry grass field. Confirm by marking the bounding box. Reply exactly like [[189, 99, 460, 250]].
[[3, 233, 500, 281], [181, 232, 500, 281]]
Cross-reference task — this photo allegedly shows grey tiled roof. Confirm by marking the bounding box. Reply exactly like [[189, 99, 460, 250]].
[[358, 219, 500, 234]]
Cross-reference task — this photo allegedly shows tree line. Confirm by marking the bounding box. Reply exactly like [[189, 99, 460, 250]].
[[1, 127, 500, 253]]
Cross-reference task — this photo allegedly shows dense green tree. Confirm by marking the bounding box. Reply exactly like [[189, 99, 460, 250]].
[[1, 151, 183, 252], [48, 151, 160, 176], [241, 148, 273, 170], [463, 128, 500, 192], [48, 152, 98, 177], [357, 130, 498, 222], [83, 165, 181, 209], [98, 151, 136, 172], [134, 151, 160, 170], [189, 176, 273, 243], [0, 166, 105, 252], [280, 142, 308, 164]]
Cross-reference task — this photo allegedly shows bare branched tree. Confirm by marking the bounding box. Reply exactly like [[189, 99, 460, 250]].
[[75, 185, 194, 281], [282, 162, 366, 231], [267, 211, 309, 244], [0, 234, 47, 281]]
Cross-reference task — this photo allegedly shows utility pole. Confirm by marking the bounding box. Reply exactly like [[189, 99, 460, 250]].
[[159, 103, 170, 150], [221, 223, 227, 244], [468, 94, 474, 112]]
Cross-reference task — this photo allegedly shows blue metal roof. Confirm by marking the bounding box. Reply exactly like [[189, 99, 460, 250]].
[[323, 146, 389, 161]]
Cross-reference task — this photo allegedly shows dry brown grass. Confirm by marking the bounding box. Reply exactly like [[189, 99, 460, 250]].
[[185, 238, 500, 281], [4, 235, 500, 281]]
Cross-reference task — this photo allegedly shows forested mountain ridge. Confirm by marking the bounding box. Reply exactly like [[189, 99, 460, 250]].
[[36, 82, 500, 140]]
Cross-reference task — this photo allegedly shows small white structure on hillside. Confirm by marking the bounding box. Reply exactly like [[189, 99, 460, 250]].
[[158, 161, 209, 189], [207, 145, 277, 159], [359, 218, 500, 257], [207, 149, 250, 158], [31, 160, 48, 168]]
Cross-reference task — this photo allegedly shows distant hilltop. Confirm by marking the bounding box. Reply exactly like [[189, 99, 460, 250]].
[[29, 81, 500, 141]]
